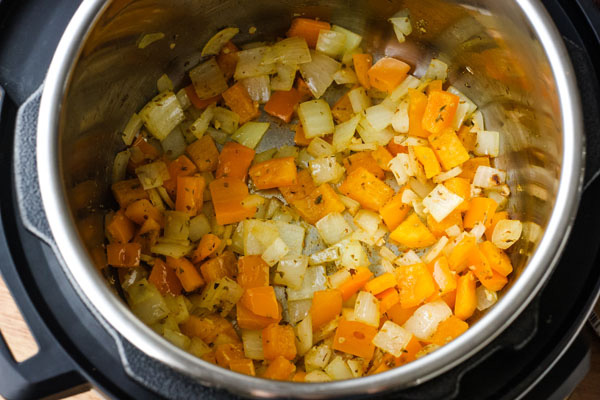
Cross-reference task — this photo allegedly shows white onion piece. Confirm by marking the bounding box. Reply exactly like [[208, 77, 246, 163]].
[[263, 36, 311, 65], [299, 50, 341, 99], [473, 166, 506, 188], [433, 166, 463, 183], [470, 222, 486, 241], [422, 59, 448, 82], [476, 286, 498, 311], [475, 130, 500, 157], [373, 321, 413, 357], [354, 291, 380, 327], [201, 27, 239, 56], [316, 212, 353, 246], [347, 87, 371, 113], [422, 184, 464, 223], [401, 188, 419, 205], [492, 219, 522, 249], [422, 236, 449, 264], [392, 100, 410, 133], [395, 250, 422, 266], [316, 29, 347, 58], [390, 75, 420, 102], [365, 103, 396, 131], [189, 58, 228, 99], [241, 75, 271, 104], [403, 300, 452, 340]]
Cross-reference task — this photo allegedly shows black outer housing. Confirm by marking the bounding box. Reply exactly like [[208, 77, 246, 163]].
[[0, 0, 600, 399]]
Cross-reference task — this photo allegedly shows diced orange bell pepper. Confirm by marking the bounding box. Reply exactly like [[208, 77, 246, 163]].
[[180, 314, 237, 344], [209, 177, 256, 225], [293, 124, 312, 146], [292, 371, 307, 382], [448, 235, 477, 272], [148, 258, 183, 296], [229, 358, 256, 376], [222, 82, 260, 124], [343, 151, 385, 180], [485, 211, 509, 241], [237, 255, 270, 289], [186, 135, 220, 172], [421, 90, 460, 135], [364, 272, 397, 295], [376, 288, 400, 314], [262, 356, 296, 380], [248, 157, 298, 190], [426, 79, 443, 94], [386, 304, 418, 326], [332, 93, 354, 124], [390, 213, 437, 248], [352, 54, 373, 89], [199, 251, 237, 282], [464, 197, 498, 229], [395, 262, 436, 308], [387, 140, 408, 156], [459, 157, 490, 181], [428, 256, 457, 295], [455, 271, 477, 320], [185, 85, 221, 110], [106, 243, 141, 267], [413, 146, 442, 179], [241, 286, 281, 319], [262, 323, 297, 361], [175, 176, 205, 217], [426, 316, 468, 346], [367, 57, 411, 93], [338, 267, 373, 301], [215, 343, 245, 368], [426, 210, 463, 238], [264, 89, 302, 123], [339, 167, 394, 211], [106, 210, 135, 244], [379, 190, 411, 231], [163, 155, 198, 198], [408, 89, 430, 138], [332, 319, 377, 359], [287, 18, 331, 48], [192, 233, 221, 263], [291, 184, 345, 225], [457, 124, 477, 152], [279, 169, 316, 204], [166, 256, 205, 292], [428, 127, 470, 171], [111, 179, 149, 209], [479, 241, 513, 276], [125, 198, 164, 226], [236, 303, 281, 330], [372, 145, 394, 171], [216, 142, 255, 180], [310, 289, 343, 331], [295, 77, 313, 101], [444, 177, 471, 212]]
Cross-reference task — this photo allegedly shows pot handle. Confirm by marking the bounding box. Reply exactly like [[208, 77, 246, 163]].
[[0, 85, 88, 399]]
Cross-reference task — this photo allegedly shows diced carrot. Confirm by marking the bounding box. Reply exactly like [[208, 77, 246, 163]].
[[310, 289, 343, 331], [291, 184, 345, 225], [331, 93, 354, 124], [457, 124, 477, 152], [293, 124, 312, 146], [175, 176, 205, 217], [428, 256, 457, 295], [264, 89, 302, 123], [216, 142, 255, 180], [262, 323, 297, 361], [428, 127, 470, 171], [386, 304, 418, 326], [376, 288, 400, 314], [199, 251, 237, 282], [421, 90, 460, 135], [387, 140, 408, 156], [279, 169, 316, 204], [192, 233, 221, 263], [106, 242, 141, 267], [229, 358, 256, 376], [130, 135, 161, 162], [339, 167, 394, 211], [249, 157, 298, 190], [448, 235, 477, 272], [426, 316, 468, 346], [215, 343, 245, 368], [180, 314, 237, 344], [125, 198, 163, 226], [485, 211, 509, 241], [295, 77, 313, 101], [353, 54, 373, 89], [237, 255, 270, 289], [395, 262, 436, 308], [390, 213, 437, 248], [464, 197, 498, 229], [343, 151, 384, 180], [332, 319, 377, 359], [166, 256, 205, 292], [185, 85, 221, 110], [426, 79, 443, 94], [241, 286, 281, 319], [444, 177, 471, 213], [408, 89, 430, 138], [367, 57, 411, 93], [236, 303, 281, 329], [209, 177, 256, 225], [222, 82, 260, 124], [148, 258, 182, 296], [287, 18, 331, 48], [262, 356, 296, 380], [106, 210, 135, 244], [163, 155, 198, 197], [413, 146, 442, 179], [372, 146, 394, 171], [479, 240, 513, 276], [455, 271, 477, 320], [111, 179, 149, 209], [292, 371, 307, 382], [364, 273, 397, 295], [459, 156, 490, 181], [426, 209, 463, 238], [216, 41, 239, 80], [338, 267, 373, 301], [186, 135, 220, 172]]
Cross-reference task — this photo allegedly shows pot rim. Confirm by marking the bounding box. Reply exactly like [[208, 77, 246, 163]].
[[36, 0, 584, 397]]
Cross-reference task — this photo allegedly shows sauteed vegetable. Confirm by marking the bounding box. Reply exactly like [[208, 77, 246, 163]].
[[104, 14, 522, 381]]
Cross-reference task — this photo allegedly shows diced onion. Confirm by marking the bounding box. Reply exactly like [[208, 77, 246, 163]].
[[473, 166, 507, 189], [365, 103, 396, 131], [401, 188, 419, 205], [445, 224, 461, 237], [403, 300, 452, 340], [296, 315, 313, 356], [241, 75, 271, 104], [474, 130, 500, 157], [234, 47, 277, 80], [299, 51, 341, 99], [201, 27, 239, 56], [189, 214, 211, 242], [271, 63, 298, 91], [135, 161, 170, 190], [298, 99, 335, 138], [189, 58, 228, 100], [357, 117, 394, 145], [121, 113, 143, 146], [316, 212, 353, 246], [150, 242, 193, 258], [231, 121, 270, 149], [325, 356, 354, 380], [470, 111, 485, 132], [212, 107, 240, 134], [309, 156, 345, 185], [309, 246, 340, 265], [274, 255, 309, 289], [447, 86, 477, 116], [332, 114, 360, 152], [354, 291, 380, 327], [327, 268, 351, 288], [176, 88, 191, 111], [275, 221, 305, 256], [198, 277, 243, 316], [476, 286, 498, 311], [157, 73, 173, 93], [242, 329, 264, 360], [187, 104, 215, 140], [161, 127, 187, 160], [287, 265, 327, 301], [347, 87, 371, 113], [339, 240, 369, 269], [307, 137, 335, 157], [333, 68, 358, 85], [331, 25, 363, 53], [389, 153, 412, 186], [127, 279, 169, 324], [139, 91, 185, 141], [409, 177, 435, 199], [354, 210, 381, 235], [373, 321, 413, 357], [263, 36, 312, 65], [287, 299, 312, 324], [486, 190, 508, 211], [390, 75, 420, 102], [207, 127, 228, 145], [157, 186, 175, 209], [470, 222, 486, 241], [338, 194, 360, 216], [422, 184, 464, 223], [316, 29, 347, 58], [347, 359, 364, 378], [389, 16, 412, 44], [422, 236, 449, 264], [112, 150, 130, 183], [423, 58, 448, 82], [395, 250, 422, 266], [391, 101, 409, 133], [492, 219, 522, 249], [188, 337, 212, 358], [433, 166, 463, 183], [305, 344, 332, 372]]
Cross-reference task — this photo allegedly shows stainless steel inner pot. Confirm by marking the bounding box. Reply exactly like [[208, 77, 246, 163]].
[[36, 0, 583, 397]]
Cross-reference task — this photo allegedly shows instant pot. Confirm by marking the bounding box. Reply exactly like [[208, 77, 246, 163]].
[[1, 0, 600, 398]]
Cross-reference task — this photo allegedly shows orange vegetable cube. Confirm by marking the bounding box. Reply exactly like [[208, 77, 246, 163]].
[[395, 262, 436, 308], [310, 289, 343, 331], [390, 213, 437, 248], [248, 157, 298, 190], [180, 314, 237, 344], [457, 124, 477, 152], [464, 197, 498, 229], [111, 179, 149, 209], [222, 82, 260, 124], [241, 286, 281, 319], [459, 156, 490, 181], [428, 256, 457, 295], [291, 184, 345, 225], [293, 124, 312, 146], [292, 371, 307, 382], [279, 169, 316, 204], [428, 128, 470, 171], [479, 270, 508, 292], [339, 167, 394, 211], [295, 77, 313, 101], [236, 303, 281, 330], [186, 135, 220, 172], [442, 290, 457, 309], [386, 304, 418, 326], [364, 272, 397, 295], [444, 177, 471, 212], [367, 57, 411, 93], [163, 155, 198, 197], [379, 191, 411, 231], [106, 211, 135, 244], [216, 41, 239, 80], [387, 140, 408, 156], [166, 256, 205, 292], [479, 240, 513, 276], [125, 199, 163, 226], [216, 142, 255, 180], [262, 356, 296, 380], [287, 18, 331, 48], [413, 146, 441, 179], [148, 258, 183, 296], [353, 54, 373, 89], [175, 176, 205, 217], [485, 211, 509, 241], [199, 251, 237, 282], [229, 358, 256, 376], [426, 210, 463, 238], [337, 267, 373, 301], [343, 151, 385, 180], [332, 319, 377, 359], [185, 85, 221, 110], [455, 271, 477, 320], [408, 89, 429, 138], [215, 343, 245, 368], [237, 255, 270, 289], [209, 177, 256, 225], [331, 93, 354, 124], [426, 79, 443, 94], [376, 288, 400, 313], [421, 91, 460, 135], [107, 242, 141, 267], [448, 235, 477, 272], [262, 323, 297, 361], [264, 89, 302, 123], [426, 316, 468, 346], [192, 233, 221, 263], [372, 145, 394, 171]]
